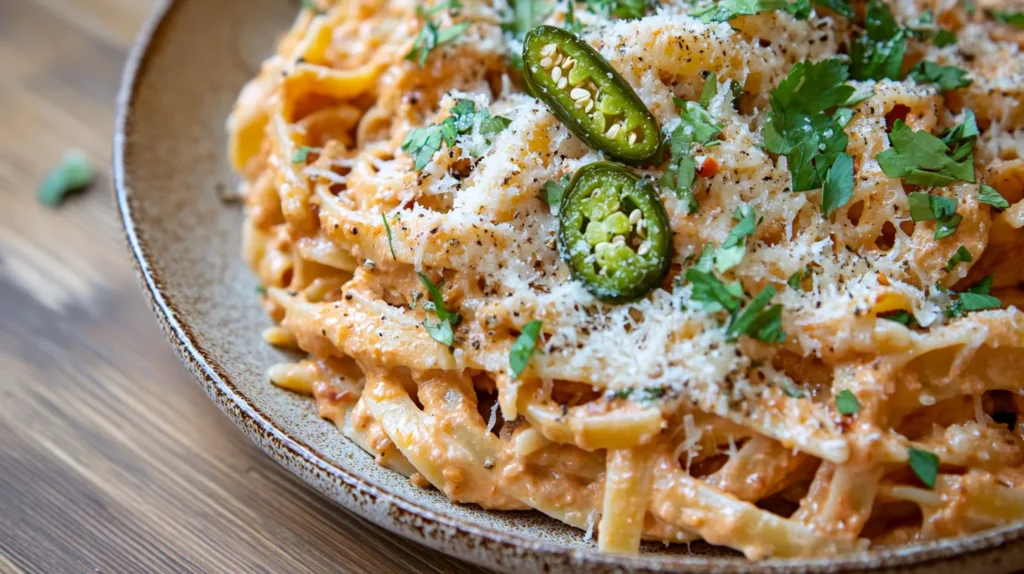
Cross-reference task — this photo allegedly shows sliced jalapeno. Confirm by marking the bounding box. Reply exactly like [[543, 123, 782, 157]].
[[559, 162, 673, 302], [523, 26, 661, 166]]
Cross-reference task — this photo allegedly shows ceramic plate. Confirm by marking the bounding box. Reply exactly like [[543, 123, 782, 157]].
[[114, 1, 1024, 571]]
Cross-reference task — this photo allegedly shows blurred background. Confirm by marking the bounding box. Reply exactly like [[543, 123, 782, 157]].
[[0, 1, 479, 572]]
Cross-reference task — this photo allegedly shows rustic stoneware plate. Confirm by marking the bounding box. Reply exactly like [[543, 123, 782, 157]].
[[114, 1, 1024, 572]]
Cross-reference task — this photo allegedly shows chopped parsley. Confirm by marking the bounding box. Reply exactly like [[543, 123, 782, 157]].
[[988, 10, 1024, 28], [407, 1, 472, 67], [906, 10, 957, 47], [715, 205, 759, 273], [979, 184, 1010, 210], [763, 57, 858, 213], [584, 0, 654, 20], [564, 0, 583, 34], [787, 266, 812, 290], [691, 0, 811, 23], [944, 275, 1001, 318], [822, 152, 855, 217], [881, 310, 916, 326], [686, 264, 785, 345], [292, 145, 316, 163], [909, 61, 971, 92], [908, 447, 939, 488], [835, 389, 861, 415], [877, 111, 977, 187], [813, 0, 853, 18], [509, 320, 543, 378], [382, 214, 397, 260], [543, 174, 572, 210], [906, 192, 962, 240], [38, 151, 94, 207], [417, 272, 462, 346], [401, 99, 511, 170], [850, 0, 906, 82], [944, 245, 972, 272], [686, 268, 744, 314], [726, 285, 786, 343], [660, 96, 723, 214], [300, 0, 323, 12]]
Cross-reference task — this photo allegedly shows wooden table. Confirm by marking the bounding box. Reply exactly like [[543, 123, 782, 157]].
[[0, 2, 481, 572]]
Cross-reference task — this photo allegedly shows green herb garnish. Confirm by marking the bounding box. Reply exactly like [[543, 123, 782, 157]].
[[988, 10, 1024, 28], [510, 319, 543, 378], [543, 174, 572, 210], [691, 0, 811, 23], [660, 97, 723, 214], [906, 192, 962, 240], [909, 61, 971, 92], [726, 285, 785, 343], [417, 272, 462, 346], [836, 389, 861, 415], [38, 151, 94, 207], [979, 184, 1010, 210], [908, 447, 939, 488], [407, 1, 472, 67], [944, 245, 972, 272], [382, 214, 397, 260], [850, 0, 906, 81], [763, 57, 858, 212], [292, 145, 316, 163], [878, 111, 977, 187], [401, 99, 511, 170], [715, 205, 759, 273]]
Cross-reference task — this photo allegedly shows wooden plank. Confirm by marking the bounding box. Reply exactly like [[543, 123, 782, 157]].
[[0, 1, 486, 572]]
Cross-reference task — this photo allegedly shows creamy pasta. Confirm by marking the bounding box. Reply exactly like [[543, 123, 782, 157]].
[[228, 0, 1024, 558]]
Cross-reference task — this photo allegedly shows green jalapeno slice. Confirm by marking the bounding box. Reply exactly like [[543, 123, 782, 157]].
[[522, 26, 661, 166], [559, 162, 673, 302]]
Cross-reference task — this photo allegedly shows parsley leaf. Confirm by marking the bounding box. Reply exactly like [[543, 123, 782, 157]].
[[945, 275, 1001, 318], [685, 268, 744, 314], [38, 151, 94, 207], [506, 0, 549, 39], [836, 389, 861, 415], [691, 0, 811, 23], [787, 266, 812, 290], [812, 0, 853, 18], [764, 57, 856, 203], [979, 184, 1010, 210], [699, 72, 719, 109], [543, 174, 572, 210], [509, 320, 543, 378], [660, 98, 722, 214], [418, 272, 462, 325], [423, 319, 455, 346], [908, 447, 939, 489], [877, 115, 977, 187], [906, 10, 957, 46], [382, 214, 397, 260], [822, 152, 855, 216], [300, 0, 323, 13], [292, 145, 316, 163], [564, 0, 583, 34], [881, 310, 916, 325], [967, 275, 994, 295], [407, 2, 471, 67], [727, 285, 785, 343], [850, 0, 906, 82], [909, 61, 971, 92], [945, 245, 972, 272], [907, 192, 962, 240], [715, 205, 759, 273], [988, 10, 1024, 28], [585, 0, 653, 20], [401, 99, 511, 170]]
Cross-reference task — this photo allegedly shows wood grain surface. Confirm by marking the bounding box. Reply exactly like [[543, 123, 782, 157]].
[[0, 2, 484, 572]]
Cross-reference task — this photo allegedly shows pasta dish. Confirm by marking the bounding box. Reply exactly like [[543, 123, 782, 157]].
[[228, 0, 1024, 559]]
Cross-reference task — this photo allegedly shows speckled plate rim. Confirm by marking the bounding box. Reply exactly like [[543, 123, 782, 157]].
[[113, 2, 1024, 572]]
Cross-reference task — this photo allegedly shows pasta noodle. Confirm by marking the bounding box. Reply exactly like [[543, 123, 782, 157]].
[[228, 0, 1024, 559]]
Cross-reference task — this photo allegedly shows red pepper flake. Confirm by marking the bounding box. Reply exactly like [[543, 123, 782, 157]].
[[698, 156, 719, 178]]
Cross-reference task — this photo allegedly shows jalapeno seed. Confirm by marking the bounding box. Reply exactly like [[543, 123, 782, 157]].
[[559, 162, 673, 302], [523, 26, 662, 166]]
